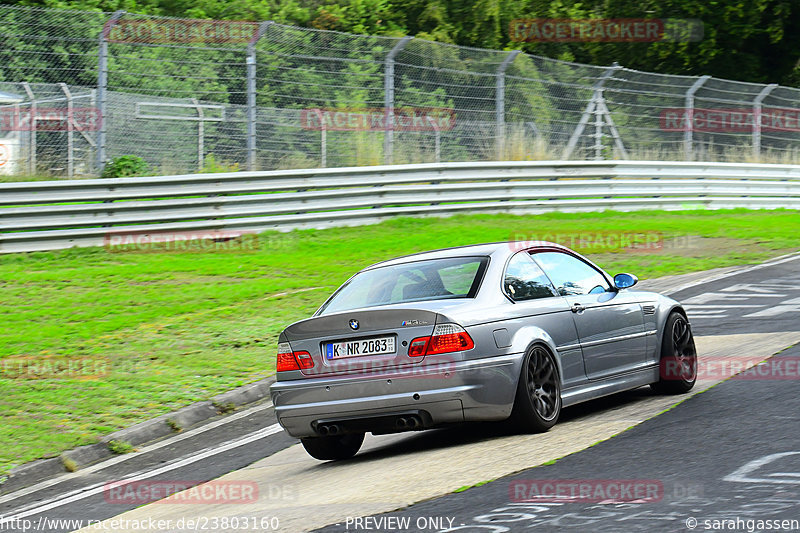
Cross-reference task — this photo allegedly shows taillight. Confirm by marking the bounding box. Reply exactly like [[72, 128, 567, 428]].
[[294, 351, 314, 369], [408, 337, 429, 357], [277, 342, 314, 371], [408, 324, 474, 357]]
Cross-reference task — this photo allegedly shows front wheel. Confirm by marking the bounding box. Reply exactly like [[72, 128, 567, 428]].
[[651, 311, 697, 394], [300, 433, 364, 461], [509, 344, 561, 433]]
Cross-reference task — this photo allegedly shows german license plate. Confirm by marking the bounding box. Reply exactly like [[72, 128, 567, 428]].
[[325, 336, 396, 359]]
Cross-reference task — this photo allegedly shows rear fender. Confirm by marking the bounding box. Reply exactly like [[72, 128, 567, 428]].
[[508, 326, 563, 387]]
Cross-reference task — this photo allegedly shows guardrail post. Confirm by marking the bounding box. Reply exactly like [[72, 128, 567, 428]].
[[383, 36, 413, 165], [59, 83, 74, 178], [495, 50, 520, 160], [97, 10, 125, 174], [683, 75, 710, 161], [752, 83, 777, 161], [247, 21, 273, 172]]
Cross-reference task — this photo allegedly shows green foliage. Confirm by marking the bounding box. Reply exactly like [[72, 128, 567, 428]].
[[200, 154, 239, 174], [101, 155, 150, 179], [7, 0, 798, 84], [107, 439, 134, 454]]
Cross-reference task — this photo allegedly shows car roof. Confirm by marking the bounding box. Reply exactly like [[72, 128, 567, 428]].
[[363, 241, 571, 270]]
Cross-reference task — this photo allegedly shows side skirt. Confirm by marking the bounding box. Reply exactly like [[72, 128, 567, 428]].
[[561, 365, 660, 408]]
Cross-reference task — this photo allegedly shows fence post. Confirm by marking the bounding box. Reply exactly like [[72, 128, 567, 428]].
[[59, 83, 74, 178], [752, 83, 777, 161], [495, 50, 520, 160], [21, 83, 35, 175], [562, 63, 620, 160], [426, 117, 441, 163], [191, 98, 204, 172], [683, 75, 710, 161], [313, 108, 327, 168], [383, 36, 413, 165], [96, 10, 125, 174], [247, 21, 273, 172]]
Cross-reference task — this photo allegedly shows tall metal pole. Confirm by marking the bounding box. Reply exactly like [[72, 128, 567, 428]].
[[21, 83, 35, 175], [594, 90, 604, 160], [683, 75, 710, 161], [752, 83, 777, 161], [247, 21, 273, 171], [60, 83, 74, 178], [192, 98, 204, 172], [495, 50, 520, 160], [97, 10, 125, 174], [383, 36, 413, 165]]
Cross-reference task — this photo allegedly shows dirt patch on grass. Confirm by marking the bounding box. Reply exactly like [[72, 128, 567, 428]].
[[660, 236, 790, 258]]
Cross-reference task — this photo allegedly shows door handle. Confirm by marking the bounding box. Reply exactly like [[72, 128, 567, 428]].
[[571, 303, 586, 313]]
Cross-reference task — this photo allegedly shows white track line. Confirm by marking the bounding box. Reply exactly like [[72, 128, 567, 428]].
[[663, 251, 800, 296], [0, 424, 283, 524], [0, 400, 274, 505]]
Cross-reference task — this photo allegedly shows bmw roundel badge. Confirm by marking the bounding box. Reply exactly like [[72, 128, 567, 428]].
[[349, 319, 359, 330]]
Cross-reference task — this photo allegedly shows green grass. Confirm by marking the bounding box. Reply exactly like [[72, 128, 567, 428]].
[[1, 208, 799, 474]]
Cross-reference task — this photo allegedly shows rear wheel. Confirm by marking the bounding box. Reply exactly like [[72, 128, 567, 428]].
[[510, 344, 561, 432], [651, 311, 697, 394], [300, 433, 364, 461]]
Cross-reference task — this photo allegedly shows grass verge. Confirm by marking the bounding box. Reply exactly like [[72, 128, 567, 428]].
[[1, 208, 799, 474]]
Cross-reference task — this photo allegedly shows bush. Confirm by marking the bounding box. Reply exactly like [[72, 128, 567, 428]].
[[200, 154, 239, 174], [101, 155, 150, 178]]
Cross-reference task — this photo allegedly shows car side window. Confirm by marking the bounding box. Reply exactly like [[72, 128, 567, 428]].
[[504, 253, 558, 301], [532, 251, 611, 296]]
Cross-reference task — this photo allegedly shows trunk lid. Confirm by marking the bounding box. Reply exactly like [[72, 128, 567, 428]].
[[282, 308, 442, 377]]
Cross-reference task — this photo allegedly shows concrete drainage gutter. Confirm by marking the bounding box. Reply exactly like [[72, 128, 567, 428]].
[[0, 376, 275, 495]]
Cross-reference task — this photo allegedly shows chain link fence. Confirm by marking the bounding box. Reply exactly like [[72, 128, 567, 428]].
[[2, 4, 800, 178]]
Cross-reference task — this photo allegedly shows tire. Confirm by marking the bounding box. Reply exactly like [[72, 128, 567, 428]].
[[300, 433, 364, 461], [509, 344, 561, 433], [651, 311, 697, 394]]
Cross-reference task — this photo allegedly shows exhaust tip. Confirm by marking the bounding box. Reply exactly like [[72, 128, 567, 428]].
[[327, 424, 340, 435], [407, 417, 419, 429], [396, 417, 408, 429], [317, 425, 329, 436]]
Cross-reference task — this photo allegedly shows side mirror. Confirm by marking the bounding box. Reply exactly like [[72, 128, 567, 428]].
[[614, 273, 638, 289]]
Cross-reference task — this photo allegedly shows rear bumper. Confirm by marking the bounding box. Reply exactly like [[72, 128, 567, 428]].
[[269, 353, 522, 438]]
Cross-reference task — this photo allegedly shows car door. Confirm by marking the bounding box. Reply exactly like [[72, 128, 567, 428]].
[[502, 252, 587, 389], [531, 251, 647, 380]]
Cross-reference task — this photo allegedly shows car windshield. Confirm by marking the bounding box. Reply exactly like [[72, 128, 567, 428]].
[[317, 255, 489, 315]]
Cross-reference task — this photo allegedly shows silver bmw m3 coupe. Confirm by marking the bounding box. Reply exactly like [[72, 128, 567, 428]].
[[269, 242, 698, 460]]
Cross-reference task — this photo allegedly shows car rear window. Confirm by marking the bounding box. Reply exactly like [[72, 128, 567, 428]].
[[317, 256, 489, 315]]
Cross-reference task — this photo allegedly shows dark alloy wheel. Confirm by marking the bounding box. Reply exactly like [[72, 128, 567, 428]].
[[652, 312, 698, 394], [510, 344, 561, 432]]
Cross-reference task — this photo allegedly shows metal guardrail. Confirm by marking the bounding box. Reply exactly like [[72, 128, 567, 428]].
[[2, 160, 800, 253]]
